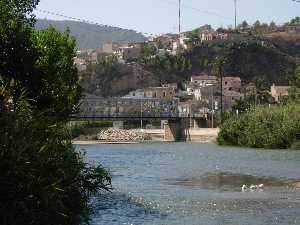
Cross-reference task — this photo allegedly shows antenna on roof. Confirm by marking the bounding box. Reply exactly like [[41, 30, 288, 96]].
[[234, 0, 237, 29], [178, 0, 181, 36]]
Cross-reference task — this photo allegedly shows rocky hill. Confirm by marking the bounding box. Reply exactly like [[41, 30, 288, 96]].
[[35, 19, 147, 50]]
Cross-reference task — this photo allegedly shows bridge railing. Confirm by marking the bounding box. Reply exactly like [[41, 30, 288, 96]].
[[74, 97, 180, 118]]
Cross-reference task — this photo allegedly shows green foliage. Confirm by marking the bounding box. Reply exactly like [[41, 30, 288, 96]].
[[289, 61, 300, 101], [141, 51, 191, 74], [70, 121, 113, 139], [31, 27, 81, 118], [186, 40, 295, 86], [218, 103, 300, 149], [0, 1, 111, 224], [140, 43, 157, 60], [89, 54, 120, 76], [0, 94, 111, 225]]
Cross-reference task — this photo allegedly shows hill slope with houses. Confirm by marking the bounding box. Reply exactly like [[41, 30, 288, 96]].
[[75, 17, 300, 118], [35, 19, 147, 50]]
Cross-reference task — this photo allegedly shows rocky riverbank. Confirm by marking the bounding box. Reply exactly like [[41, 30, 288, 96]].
[[97, 128, 151, 142]]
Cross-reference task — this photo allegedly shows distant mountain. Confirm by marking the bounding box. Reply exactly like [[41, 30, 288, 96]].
[[35, 19, 147, 50]]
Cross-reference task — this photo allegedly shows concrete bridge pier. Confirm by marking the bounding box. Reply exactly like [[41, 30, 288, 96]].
[[164, 119, 191, 142]]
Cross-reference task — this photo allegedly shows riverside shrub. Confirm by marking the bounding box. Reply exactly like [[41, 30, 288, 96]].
[[0, 74, 112, 222], [217, 103, 300, 149], [0, 1, 111, 224], [0, 95, 111, 225]]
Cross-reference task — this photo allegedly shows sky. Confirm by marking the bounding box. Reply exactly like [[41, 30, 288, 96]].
[[34, 0, 300, 35]]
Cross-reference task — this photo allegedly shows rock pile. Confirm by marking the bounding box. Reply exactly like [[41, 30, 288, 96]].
[[97, 128, 151, 142]]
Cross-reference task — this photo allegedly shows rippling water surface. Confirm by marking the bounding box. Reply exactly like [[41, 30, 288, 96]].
[[77, 143, 300, 225]]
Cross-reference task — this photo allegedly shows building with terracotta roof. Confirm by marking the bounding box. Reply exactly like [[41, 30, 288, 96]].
[[270, 84, 291, 102]]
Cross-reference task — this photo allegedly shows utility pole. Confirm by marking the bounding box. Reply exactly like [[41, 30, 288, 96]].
[[140, 100, 143, 130], [220, 64, 224, 122], [211, 86, 214, 128], [234, 0, 237, 30], [178, 0, 181, 35]]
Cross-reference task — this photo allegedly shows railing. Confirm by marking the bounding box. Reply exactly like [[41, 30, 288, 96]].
[[72, 97, 208, 119]]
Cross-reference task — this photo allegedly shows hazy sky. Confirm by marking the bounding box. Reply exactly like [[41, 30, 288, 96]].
[[34, 0, 300, 35]]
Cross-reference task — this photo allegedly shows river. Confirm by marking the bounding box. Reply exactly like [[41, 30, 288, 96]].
[[76, 143, 300, 225]]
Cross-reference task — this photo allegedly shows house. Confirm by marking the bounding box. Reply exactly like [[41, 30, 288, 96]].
[[214, 91, 243, 111], [223, 90, 242, 110], [270, 84, 290, 102], [102, 42, 129, 54], [191, 74, 218, 87], [186, 74, 218, 100], [120, 46, 141, 61], [196, 84, 217, 102], [222, 77, 242, 92], [194, 88, 202, 101], [153, 34, 177, 50], [74, 58, 87, 72], [186, 83, 198, 96], [125, 86, 176, 100], [161, 83, 178, 90], [200, 32, 229, 42]]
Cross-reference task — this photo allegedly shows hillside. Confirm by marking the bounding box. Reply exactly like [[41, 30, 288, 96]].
[[35, 19, 147, 50], [78, 17, 300, 97]]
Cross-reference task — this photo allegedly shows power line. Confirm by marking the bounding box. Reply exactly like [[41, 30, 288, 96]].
[[35, 9, 157, 37], [160, 0, 233, 20]]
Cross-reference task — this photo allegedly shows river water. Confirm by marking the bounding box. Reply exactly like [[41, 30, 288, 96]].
[[77, 143, 300, 225]]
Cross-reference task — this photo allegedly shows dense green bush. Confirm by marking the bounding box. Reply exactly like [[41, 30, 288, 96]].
[[0, 85, 112, 224], [0, 1, 112, 224], [0, 101, 111, 225], [218, 103, 300, 149]]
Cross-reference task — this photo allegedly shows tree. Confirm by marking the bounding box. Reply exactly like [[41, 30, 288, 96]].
[[253, 20, 261, 34], [269, 21, 277, 32], [31, 27, 81, 119], [237, 20, 249, 31], [289, 62, 300, 100], [1, 2, 80, 120], [0, 0, 39, 102], [0, 1, 111, 225]]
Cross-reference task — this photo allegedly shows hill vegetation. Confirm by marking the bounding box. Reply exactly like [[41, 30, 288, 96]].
[[35, 19, 147, 50], [79, 17, 300, 97]]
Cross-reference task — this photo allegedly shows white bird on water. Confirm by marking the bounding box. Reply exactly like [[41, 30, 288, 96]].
[[242, 184, 264, 192], [242, 185, 248, 192]]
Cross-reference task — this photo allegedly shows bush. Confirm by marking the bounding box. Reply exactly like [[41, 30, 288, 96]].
[[0, 104, 111, 225], [218, 103, 300, 149], [69, 121, 113, 139]]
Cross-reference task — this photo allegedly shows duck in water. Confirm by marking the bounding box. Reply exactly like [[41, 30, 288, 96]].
[[242, 184, 264, 192]]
